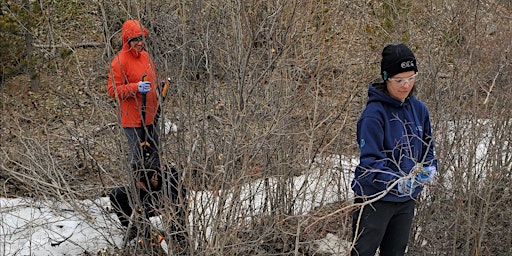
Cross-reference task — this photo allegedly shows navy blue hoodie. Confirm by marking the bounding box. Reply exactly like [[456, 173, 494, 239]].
[[351, 83, 437, 202]]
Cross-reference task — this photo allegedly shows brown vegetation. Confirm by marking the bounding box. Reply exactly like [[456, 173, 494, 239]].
[[1, 0, 511, 255]]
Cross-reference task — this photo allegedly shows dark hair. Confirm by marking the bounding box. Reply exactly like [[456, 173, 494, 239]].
[[132, 160, 162, 191], [373, 82, 387, 93], [127, 36, 143, 44]]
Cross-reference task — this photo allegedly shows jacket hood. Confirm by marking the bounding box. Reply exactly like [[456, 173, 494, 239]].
[[121, 20, 149, 49]]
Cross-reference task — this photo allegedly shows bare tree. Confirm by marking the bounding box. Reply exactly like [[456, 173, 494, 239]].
[[1, 0, 511, 255]]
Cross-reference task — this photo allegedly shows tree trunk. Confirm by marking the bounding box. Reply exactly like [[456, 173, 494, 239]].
[[22, 0, 40, 91]]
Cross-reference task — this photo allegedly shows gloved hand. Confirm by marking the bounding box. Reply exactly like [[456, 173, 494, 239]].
[[416, 166, 436, 184], [138, 81, 151, 94], [397, 177, 419, 196], [397, 166, 436, 195]]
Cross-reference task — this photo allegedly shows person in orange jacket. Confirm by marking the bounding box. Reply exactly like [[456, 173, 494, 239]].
[[108, 20, 188, 246], [107, 19, 160, 169]]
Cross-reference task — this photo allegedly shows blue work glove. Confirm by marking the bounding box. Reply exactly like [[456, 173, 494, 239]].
[[416, 166, 436, 184], [397, 177, 419, 196], [138, 81, 151, 94], [397, 166, 436, 195]]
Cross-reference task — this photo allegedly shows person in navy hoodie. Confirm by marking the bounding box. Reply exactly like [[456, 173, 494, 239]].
[[350, 44, 437, 256]]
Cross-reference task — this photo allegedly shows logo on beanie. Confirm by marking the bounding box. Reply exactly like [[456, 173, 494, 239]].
[[400, 60, 414, 68], [401, 60, 415, 69]]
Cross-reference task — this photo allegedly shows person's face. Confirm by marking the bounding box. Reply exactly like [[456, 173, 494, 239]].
[[385, 70, 417, 102], [128, 36, 145, 52]]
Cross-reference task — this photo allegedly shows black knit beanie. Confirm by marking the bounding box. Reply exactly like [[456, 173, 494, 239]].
[[380, 44, 418, 81]]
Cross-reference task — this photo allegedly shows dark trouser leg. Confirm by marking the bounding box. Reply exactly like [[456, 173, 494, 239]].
[[124, 127, 143, 168], [379, 200, 415, 256], [110, 186, 155, 240], [124, 125, 161, 169], [109, 186, 132, 227], [147, 124, 160, 168], [351, 199, 415, 256], [351, 200, 389, 256]]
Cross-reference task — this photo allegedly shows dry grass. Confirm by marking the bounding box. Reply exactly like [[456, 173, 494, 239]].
[[1, 0, 511, 255]]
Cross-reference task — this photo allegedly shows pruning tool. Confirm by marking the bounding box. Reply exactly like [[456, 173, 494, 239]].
[[155, 77, 172, 123], [160, 77, 172, 102], [140, 74, 148, 124], [140, 74, 150, 150]]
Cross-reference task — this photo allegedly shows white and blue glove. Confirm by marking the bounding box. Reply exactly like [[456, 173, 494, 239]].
[[397, 166, 436, 195], [138, 81, 151, 94], [416, 166, 436, 184], [397, 178, 418, 195]]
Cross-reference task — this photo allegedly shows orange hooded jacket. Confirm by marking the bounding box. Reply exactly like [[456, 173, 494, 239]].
[[108, 20, 158, 127]]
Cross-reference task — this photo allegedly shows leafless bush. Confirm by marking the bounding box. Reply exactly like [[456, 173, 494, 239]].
[[408, 0, 512, 255], [1, 0, 511, 255]]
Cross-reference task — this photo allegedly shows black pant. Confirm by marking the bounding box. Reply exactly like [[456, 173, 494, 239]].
[[124, 125, 160, 169], [109, 186, 157, 227], [109, 166, 187, 239], [351, 199, 415, 256]]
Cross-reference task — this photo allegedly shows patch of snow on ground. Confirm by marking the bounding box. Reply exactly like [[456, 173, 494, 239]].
[[1, 155, 356, 255]]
